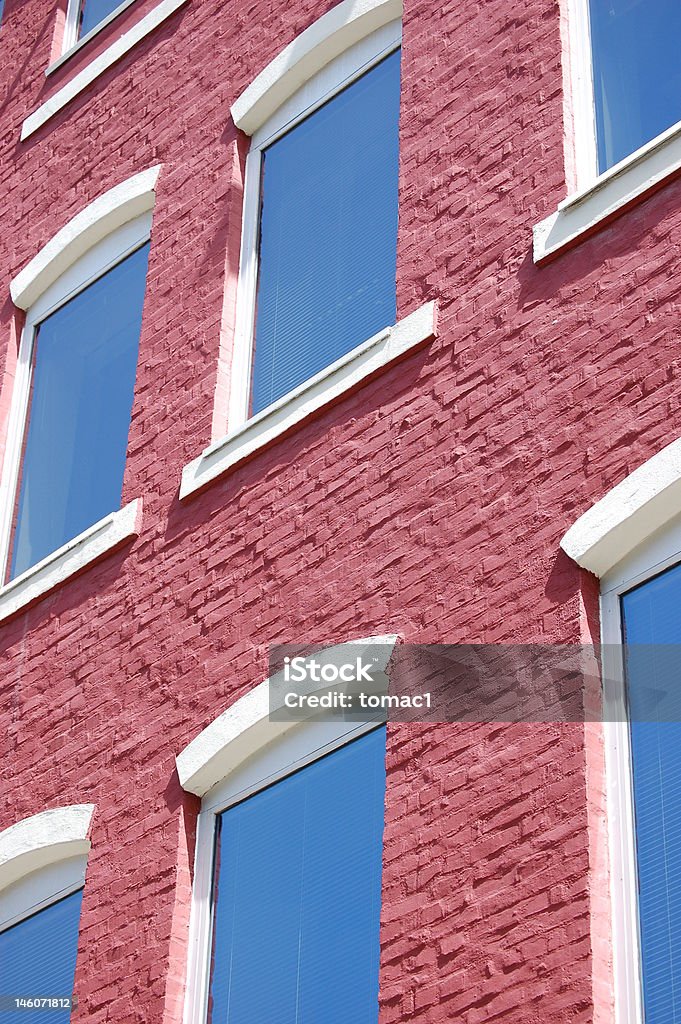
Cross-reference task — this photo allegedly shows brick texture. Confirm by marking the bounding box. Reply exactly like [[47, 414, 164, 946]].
[[2, 0, 679, 1020]]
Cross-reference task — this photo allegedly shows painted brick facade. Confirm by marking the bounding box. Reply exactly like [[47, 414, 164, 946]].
[[1, 0, 679, 1021]]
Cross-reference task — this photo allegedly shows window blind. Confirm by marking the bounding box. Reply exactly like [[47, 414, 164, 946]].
[[250, 49, 400, 415], [78, 0, 125, 37], [207, 727, 386, 1024], [0, 888, 83, 1024], [589, 0, 681, 172], [10, 242, 149, 580], [622, 561, 681, 1024]]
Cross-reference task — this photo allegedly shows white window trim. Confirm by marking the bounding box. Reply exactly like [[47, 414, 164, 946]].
[[10, 165, 161, 311], [50, 0, 138, 76], [177, 635, 396, 1024], [560, 435, 681, 579], [0, 804, 94, 934], [598, 604, 643, 1024], [20, 0, 189, 141], [561, 445, 681, 1024], [230, 0, 402, 136], [534, 0, 681, 263], [561, 0, 598, 195], [180, 12, 419, 500], [1, 187, 156, 605], [0, 499, 142, 625], [180, 301, 436, 500]]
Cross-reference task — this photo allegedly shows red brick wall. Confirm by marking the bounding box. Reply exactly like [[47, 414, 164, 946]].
[[2, 0, 680, 1019]]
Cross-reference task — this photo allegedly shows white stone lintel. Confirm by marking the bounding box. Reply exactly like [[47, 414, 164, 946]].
[[0, 805, 95, 894], [231, 0, 402, 135], [561, 437, 681, 577], [176, 635, 398, 797], [11, 166, 161, 310]]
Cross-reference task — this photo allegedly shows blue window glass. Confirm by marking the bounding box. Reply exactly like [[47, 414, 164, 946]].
[[208, 727, 386, 1024], [78, 0, 123, 38], [622, 561, 681, 1024], [10, 243, 149, 580], [0, 888, 83, 1024], [589, 0, 681, 172], [250, 49, 400, 416]]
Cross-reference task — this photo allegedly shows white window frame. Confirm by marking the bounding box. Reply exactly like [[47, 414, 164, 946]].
[[562, 0, 599, 193], [0, 210, 151, 603], [178, 635, 396, 1024], [600, 515, 681, 1024], [227, 18, 402, 435]]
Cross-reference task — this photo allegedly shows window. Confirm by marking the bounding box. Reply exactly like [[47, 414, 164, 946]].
[[534, 0, 681, 261], [588, 0, 681, 172], [248, 50, 400, 416], [561, 444, 681, 1022], [0, 805, 92, 1024], [619, 562, 681, 1024], [178, 641, 396, 1024], [0, 890, 83, 1022], [76, 0, 126, 38], [1, 213, 150, 583], [207, 728, 386, 1023], [230, 19, 402, 428], [60, 0, 134, 55]]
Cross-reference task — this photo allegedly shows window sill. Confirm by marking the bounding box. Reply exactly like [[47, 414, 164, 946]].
[[47, 0, 138, 76], [180, 301, 437, 500], [533, 119, 681, 263], [21, 0, 189, 140], [0, 498, 142, 624]]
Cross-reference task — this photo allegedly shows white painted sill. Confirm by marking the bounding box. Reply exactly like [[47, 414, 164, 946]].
[[0, 498, 142, 624], [47, 0, 138, 76], [533, 119, 681, 263], [21, 0, 189, 140], [180, 301, 437, 500]]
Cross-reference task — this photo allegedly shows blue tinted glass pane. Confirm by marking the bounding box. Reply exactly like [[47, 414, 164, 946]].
[[622, 562, 681, 1024], [208, 727, 386, 1024], [250, 50, 400, 415], [589, 0, 681, 171], [10, 243, 149, 580], [79, 0, 122, 37], [0, 889, 83, 1024]]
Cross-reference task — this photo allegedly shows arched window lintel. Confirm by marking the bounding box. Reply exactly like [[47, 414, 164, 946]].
[[10, 165, 161, 311], [231, 0, 402, 136], [0, 804, 95, 896]]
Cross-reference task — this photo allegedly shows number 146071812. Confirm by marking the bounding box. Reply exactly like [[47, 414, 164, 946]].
[[0, 997, 76, 1011]]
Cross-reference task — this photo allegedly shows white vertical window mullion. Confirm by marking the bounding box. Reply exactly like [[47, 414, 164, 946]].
[[62, 0, 83, 54], [227, 149, 263, 435], [0, 321, 37, 582], [181, 809, 218, 1024], [601, 599, 645, 1024], [565, 0, 599, 191]]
